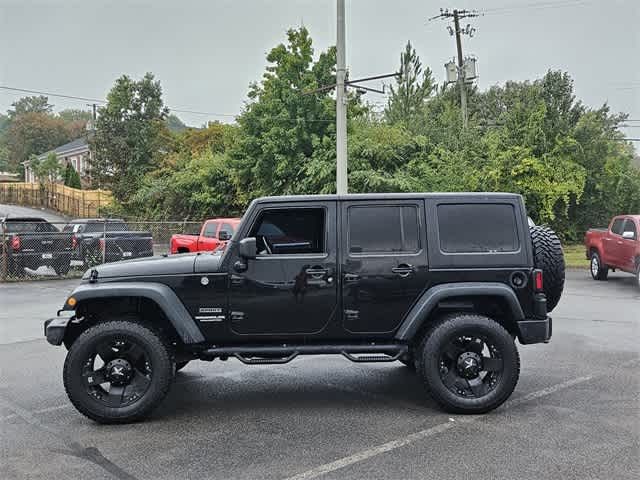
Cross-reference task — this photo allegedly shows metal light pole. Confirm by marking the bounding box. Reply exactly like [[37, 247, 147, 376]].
[[336, 0, 348, 194]]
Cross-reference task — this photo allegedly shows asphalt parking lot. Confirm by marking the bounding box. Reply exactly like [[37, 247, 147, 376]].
[[1, 270, 638, 480]]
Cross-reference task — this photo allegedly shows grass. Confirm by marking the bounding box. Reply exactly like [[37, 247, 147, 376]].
[[564, 243, 588, 269]]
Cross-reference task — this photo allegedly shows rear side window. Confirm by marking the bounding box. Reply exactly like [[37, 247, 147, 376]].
[[348, 205, 419, 254], [611, 218, 625, 235], [437, 204, 519, 253]]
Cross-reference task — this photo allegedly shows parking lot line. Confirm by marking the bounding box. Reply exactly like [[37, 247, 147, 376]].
[[281, 363, 637, 480]]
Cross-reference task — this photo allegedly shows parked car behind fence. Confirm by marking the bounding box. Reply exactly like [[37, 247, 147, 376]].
[[1, 219, 203, 281]]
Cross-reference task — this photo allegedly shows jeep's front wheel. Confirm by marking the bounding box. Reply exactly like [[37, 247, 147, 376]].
[[63, 320, 174, 424], [418, 314, 520, 414]]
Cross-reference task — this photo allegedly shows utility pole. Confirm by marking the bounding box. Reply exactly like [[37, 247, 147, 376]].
[[336, 0, 348, 195], [86, 103, 98, 130], [452, 10, 468, 129], [430, 8, 479, 129], [306, 1, 398, 194]]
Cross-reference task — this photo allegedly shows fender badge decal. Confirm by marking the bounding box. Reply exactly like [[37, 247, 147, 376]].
[[200, 276, 210, 286]]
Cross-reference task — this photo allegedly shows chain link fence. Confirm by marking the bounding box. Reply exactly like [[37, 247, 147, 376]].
[[1, 219, 204, 281]]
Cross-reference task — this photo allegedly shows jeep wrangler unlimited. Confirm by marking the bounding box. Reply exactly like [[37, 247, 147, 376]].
[[44, 193, 564, 423]]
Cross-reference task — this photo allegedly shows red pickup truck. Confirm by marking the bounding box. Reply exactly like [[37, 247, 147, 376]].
[[170, 218, 241, 254], [585, 215, 639, 287]]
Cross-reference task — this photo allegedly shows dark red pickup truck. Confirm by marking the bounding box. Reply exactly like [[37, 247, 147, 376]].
[[170, 218, 240, 254], [585, 215, 639, 287]]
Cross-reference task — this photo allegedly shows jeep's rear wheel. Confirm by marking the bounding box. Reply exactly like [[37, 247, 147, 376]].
[[418, 313, 520, 414], [63, 320, 174, 424], [530, 225, 565, 311], [590, 251, 608, 281]]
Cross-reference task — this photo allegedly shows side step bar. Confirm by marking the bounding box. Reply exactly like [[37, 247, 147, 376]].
[[199, 343, 408, 365]]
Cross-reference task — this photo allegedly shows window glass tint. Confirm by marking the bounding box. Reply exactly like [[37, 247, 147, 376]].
[[348, 205, 419, 253], [437, 204, 519, 253], [623, 219, 637, 237], [220, 222, 235, 236], [84, 221, 129, 233], [250, 208, 325, 255], [4, 220, 57, 233], [202, 222, 218, 238], [611, 218, 625, 235]]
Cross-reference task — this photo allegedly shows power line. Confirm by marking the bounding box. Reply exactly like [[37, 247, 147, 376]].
[[483, 0, 593, 15], [0, 85, 105, 104], [0, 85, 237, 119]]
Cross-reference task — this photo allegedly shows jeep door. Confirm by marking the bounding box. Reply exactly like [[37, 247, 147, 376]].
[[340, 200, 428, 334], [228, 201, 338, 336]]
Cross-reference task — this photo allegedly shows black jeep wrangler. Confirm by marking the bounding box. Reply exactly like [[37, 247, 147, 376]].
[[45, 193, 564, 423]]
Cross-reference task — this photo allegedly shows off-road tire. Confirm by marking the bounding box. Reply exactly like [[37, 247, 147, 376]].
[[417, 313, 520, 414], [530, 225, 565, 311], [63, 320, 174, 424], [589, 251, 609, 281]]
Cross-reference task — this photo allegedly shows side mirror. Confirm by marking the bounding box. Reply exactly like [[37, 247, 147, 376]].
[[238, 237, 256, 259], [622, 231, 636, 240], [218, 230, 231, 241]]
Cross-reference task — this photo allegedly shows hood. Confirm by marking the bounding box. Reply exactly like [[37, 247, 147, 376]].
[[83, 252, 206, 279]]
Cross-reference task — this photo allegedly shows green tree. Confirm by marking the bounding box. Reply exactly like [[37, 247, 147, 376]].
[[62, 162, 82, 188], [8, 96, 53, 119], [165, 114, 188, 133], [58, 109, 93, 123], [90, 73, 168, 202], [31, 152, 62, 186], [385, 41, 436, 127], [230, 27, 339, 200], [5, 113, 81, 171]]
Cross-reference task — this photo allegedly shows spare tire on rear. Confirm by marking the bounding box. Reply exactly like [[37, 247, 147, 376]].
[[530, 225, 565, 312]]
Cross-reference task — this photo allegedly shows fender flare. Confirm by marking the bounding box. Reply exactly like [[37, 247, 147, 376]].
[[62, 282, 205, 344], [394, 282, 524, 341]]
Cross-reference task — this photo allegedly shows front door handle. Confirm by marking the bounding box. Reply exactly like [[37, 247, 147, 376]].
[[391, 264, 414, 278]]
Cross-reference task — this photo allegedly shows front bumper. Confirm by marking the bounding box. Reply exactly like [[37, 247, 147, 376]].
[[44, 313, 74, 346], [517, 316, 552, 345]]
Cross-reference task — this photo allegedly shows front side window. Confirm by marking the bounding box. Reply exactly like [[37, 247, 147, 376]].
[[250, 208, 325, 255], [611, 218, 625, 235], [623, 219, 637, 239], [219, 222, 236, 237], [348, 205, 419, 254], [202, 222, 219, 238], [437, 203, 519, 253]]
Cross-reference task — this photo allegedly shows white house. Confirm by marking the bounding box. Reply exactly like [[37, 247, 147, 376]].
[[24, 137, 92, 185]]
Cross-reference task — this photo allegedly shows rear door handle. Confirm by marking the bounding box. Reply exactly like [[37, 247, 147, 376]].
[[344, 273, 359, 282], [391, 264, 414, 277]]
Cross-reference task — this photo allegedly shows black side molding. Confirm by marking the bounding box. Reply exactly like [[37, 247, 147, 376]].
[[395, 282, 525, 341], [62, 282, 205, 344]]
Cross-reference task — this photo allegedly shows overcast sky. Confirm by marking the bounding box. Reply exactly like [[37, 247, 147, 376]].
[[1, 0, 638, 138]]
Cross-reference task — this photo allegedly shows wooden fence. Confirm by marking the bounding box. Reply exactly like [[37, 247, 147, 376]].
[[0, 182, 113, 218]]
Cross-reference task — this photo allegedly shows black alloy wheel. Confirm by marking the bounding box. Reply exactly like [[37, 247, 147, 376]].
[[81, 337, 153, 408], [63, 320, 174, 423], [437, 334, 503, 399], [418, 313, 520, 414]]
